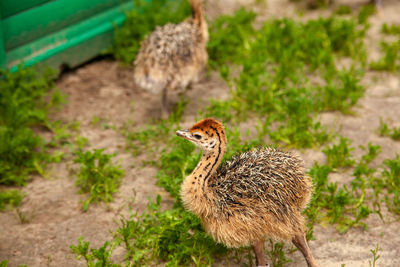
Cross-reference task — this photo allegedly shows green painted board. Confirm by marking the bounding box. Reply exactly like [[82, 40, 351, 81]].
[[3, 0, 130, 50], [0, 0, 135, 71], [0, 20, 5, 67], [0, 0, 51, 19], [7, 1, 133, 71]]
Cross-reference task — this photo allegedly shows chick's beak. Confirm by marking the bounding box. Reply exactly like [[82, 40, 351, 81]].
[[176, 129, 191, 140]]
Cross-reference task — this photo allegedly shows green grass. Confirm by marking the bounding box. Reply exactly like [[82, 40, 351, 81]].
[[0, 67, 62, 186], [73, 149, 125, 211], [306, 143, 382, 235], [306, 162, 366, 234], [0, 189, 24, 211], [305, 141, 400, 234], [115, 197, 227, 266], [207, 8, 257, 74], [203, 9, 369, 148]]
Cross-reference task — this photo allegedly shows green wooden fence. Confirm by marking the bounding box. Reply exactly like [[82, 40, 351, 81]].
[[0, 0, 133, 71]]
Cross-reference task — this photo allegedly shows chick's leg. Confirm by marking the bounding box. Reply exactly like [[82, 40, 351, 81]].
[[374, 0, 382, 7], [292, 234, 319, 267], [252, 240, 269, 267], [161, 87, 169, 119]]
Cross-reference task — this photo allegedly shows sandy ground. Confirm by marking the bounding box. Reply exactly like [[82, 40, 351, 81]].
[[1, 0, 400, 266]]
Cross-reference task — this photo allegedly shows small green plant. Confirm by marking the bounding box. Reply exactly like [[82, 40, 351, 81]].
[[266, 240, 292, 267], [110, 0, 191, 64], [357, 4, 376, 25], [70, 237, 119, 267], [15, 208, 31, 224], [370, 40, 400, 71], [351, 143, 381, 199], [380, 156, 400, 214], [0, 260, 8, 267], [0, 189, 24, 211], [74, 136, 89, 151], [370, 23, 400, 71], [381, 23, 400, 35], [47, 120, 81, 148], [377, 119, 400, 141], [368, 243, 381, 267], [334, 5, 352, 15], [91, 115, 101, 126], [359, 142, 381, 165], [73, 149, 125, 211], [322, 137, 355, 169]]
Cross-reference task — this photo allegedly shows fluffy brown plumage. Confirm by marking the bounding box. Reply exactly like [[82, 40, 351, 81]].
[[208, 148, 311, 246], [176, 118, 319, 267], [134, 0, 208, 117]]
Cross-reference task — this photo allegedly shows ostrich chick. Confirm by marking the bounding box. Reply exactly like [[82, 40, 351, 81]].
[[176, 118, 319, 267], [134, 0, 208, 118]]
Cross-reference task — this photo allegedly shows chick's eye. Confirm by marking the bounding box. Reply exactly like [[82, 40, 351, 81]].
[[193, 134, 202, 140]]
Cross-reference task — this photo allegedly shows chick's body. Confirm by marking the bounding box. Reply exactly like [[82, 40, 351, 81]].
[[134, 19, 208, 94], [181, 147, 312, 248], [204, 148, 312, 247]]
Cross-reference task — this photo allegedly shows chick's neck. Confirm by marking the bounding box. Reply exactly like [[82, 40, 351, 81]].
[[191, 137, 226, 189]]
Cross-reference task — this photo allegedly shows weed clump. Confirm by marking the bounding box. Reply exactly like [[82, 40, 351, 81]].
[[322, 136, 355, 169], [70, 237, 118, 267], [0, 189, 24, 211], [0, 67, 62, 186], [377, 156, 400, 214], [73, 149, 125, 211], [370, 23, 400, 71], [377, 119, 400, 141]]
